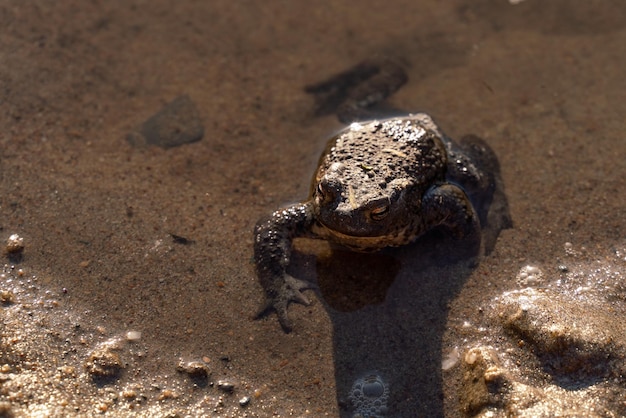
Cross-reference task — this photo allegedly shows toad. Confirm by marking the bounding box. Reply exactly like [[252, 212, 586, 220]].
[[254, 60, 505, 332]]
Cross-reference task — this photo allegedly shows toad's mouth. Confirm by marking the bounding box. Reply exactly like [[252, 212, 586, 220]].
[[315, 220, 381, 238], [313, 222, 406, 251]]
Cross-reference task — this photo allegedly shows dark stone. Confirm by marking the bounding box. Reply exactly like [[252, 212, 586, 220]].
[[127, 95, 204, 148]]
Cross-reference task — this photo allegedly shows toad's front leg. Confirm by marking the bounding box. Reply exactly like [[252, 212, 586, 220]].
[[254, 202, 316, 332], [422, 183, 482, 252]]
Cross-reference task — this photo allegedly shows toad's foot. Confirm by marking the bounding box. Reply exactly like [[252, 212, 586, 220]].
[[255, 275, 315, 333]]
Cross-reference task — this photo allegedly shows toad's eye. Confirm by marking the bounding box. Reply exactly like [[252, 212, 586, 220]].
[[370, 204, 389, 221]]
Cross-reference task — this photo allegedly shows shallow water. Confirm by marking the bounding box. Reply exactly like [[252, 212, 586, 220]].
[[1, 1, 625, 416]]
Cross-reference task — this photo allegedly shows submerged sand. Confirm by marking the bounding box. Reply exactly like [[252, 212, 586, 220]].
[[1, 1, 625, 416]]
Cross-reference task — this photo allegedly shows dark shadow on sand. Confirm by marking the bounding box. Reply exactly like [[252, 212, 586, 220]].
[[318, 230, 479, 417]]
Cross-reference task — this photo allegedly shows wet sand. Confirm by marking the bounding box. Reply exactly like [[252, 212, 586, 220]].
[[1, 1, 625, 416]]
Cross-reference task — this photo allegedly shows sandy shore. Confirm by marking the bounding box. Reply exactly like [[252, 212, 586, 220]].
[[1, 1, 625, 416]]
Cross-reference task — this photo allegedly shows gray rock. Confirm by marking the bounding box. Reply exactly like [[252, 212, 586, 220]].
[[127, 95, 204, 148]]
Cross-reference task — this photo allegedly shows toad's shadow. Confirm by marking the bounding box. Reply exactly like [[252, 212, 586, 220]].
[[316, 230, 478, 417], [290, 229, 483, 416]]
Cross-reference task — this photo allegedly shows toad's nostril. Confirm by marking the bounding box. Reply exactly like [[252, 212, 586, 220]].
[[316, 182, 326, 199], [317, 177, 342, 203]]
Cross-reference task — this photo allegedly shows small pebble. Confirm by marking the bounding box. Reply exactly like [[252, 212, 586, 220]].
[[0, 290, 15, 304], [217, 379, 235, 393], [125, 331, 142, 342], [121, 390, 137, 400], [5, 234, 24, 254], [442, 346, 460, 371], [157, 389, 178, 401], [239, 396, 251, 407], [176, 360, 210, 380], [57, 365, 76, 377], [84, 346, 123, 378]]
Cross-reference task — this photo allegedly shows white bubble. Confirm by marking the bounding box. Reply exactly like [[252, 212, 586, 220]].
[[349, 373, 389, 417], [516, 265, 544, 287]]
